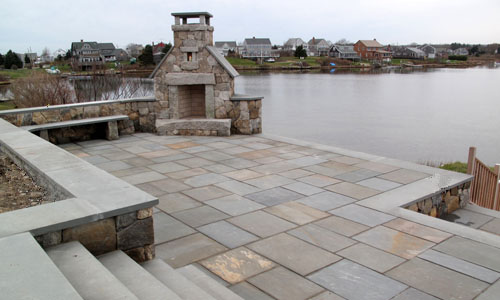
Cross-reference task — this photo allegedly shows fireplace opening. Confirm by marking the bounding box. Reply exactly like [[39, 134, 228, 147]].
[[178, 85, 205, 119]]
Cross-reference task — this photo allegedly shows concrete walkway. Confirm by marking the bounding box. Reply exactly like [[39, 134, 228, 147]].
[[62, 133, 500, 300]]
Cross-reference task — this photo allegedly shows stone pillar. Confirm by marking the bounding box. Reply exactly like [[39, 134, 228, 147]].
[[175, 16, 180, 25], [105, 121, 119, 140], [200, 15, 206, 24], [205, 85, 215, 118], [168, 86, 179, 119]]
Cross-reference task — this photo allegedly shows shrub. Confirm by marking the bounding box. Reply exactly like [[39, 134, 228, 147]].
[[11, 73, 75, 108], [448, 55, 468, 61]]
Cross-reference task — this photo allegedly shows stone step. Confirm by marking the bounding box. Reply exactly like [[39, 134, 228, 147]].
[[141, 259, 216, 300], [46, 241, 138, 300], [98, 250, 182, 300], [177, 264, 245, 300], [0, 233, 83, 300]]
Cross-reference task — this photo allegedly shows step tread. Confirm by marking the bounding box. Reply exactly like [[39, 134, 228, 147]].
[[177, 264, 245, 300], [46, 241, 138, 300], [0, 233, 83, 300], [98, 250, 182, 300], [142, 259, 216, 300]]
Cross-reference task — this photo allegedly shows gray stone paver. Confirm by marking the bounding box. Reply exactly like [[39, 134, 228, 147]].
[[76, 135, 499, 299], [248, 233, 341, 275], [480, 217, 500, 235], [387, 258, 488, 300], [282, 182, 324, 196], [248, 267, 324, 300], [444, 208, 494, 229], [197, 221, 259, 248], [309, 291, 345, 300], [308, 259, 407, 300]]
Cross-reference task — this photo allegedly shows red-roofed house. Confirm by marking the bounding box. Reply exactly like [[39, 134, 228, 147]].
[[354, 39, 392, 62]]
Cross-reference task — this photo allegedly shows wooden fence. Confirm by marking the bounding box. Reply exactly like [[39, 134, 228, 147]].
[[467, 147, 500, 210]]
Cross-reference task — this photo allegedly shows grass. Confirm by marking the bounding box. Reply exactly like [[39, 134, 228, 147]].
[[440, 161, 468, 173], [226, 57, 258, 66], [226, 56, 322, 68], [0, 68, 44, 80], [0, 101, 16, 111]]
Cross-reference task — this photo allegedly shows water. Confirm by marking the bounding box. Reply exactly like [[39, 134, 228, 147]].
[[235, 68, 500, 165]]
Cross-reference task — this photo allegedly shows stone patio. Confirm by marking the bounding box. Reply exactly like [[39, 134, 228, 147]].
[[63, 133, 500, 300]]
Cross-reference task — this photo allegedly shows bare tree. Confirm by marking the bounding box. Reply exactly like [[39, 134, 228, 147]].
[[335, 38, 352, 45], [11, 73, 75, 108]]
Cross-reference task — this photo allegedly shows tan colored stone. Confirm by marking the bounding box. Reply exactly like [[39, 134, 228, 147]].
[[125, 247, 145, 262], [137, 207, 153, 219], [62, 218, 117, 256], [447, 196, 460, 213], [408, 204, 418, 212], [430, 207, 437, 217]]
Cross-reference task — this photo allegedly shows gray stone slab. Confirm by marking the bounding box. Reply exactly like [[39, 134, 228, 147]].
[[149, 178, 191, 193], [480, 218, 500, 235], [148, 161, 188, 173], [182, 185, 232, 202], [331, 156, 366, 165], [200, 247, 275, 284], [154, 212, 196, 244], [184, 173, 231, 187], [223, 169, 264, 181], [314, 215, 370, 237], [82, 155, 110, 165], [206, 195, 265, 216], [155, 233, 227, 268], [244, 174, 295, 189], [203, 164, 237, 174], [288, 224, 356, 252], [304, 165, 351, 177], [121, 171, 167, 185], [353, 161, 400, 173], [96, 160, 133, 172], [356, 177, 402, 191], [354, 226, 435, 259], [248, 267, 324, 300], [391, 288, 439, 300], [444, 208, 494, 229], [47, 241, 138, 300], [182, 145, 214, 154], [387, 258, 488, 300], [229, 282, 275, 300], [250, 161, 298, 175], [215, 180, 261, 196], [246, 187, 304, 206], [0, 233, 83, 300], [308, 259, 407, 300], [279, 169, 315, 179], [151, 153, 193, 163], [265, 202, 330, 225], [384, 218, 452, 243], [123, 157, 155, 167], [172, 205, 229, 228], [309, 291, 345, 300], [336, 243, 406, 273], [334, 168, 381, 183], [156, 193, 202, 213], [433, 236, 500, 272], [325, 182, 381, 200], [329, 204, 395, 227], [228, 211, 297, 238], [287, 156, 328, 167], [248, 233, 341, 275], [297, 191, 356, 211], [298, 174, 342, 187], [221, 158, 260, 169], [196, 150, 235, 162], [177, 157, 214, 168], [197, 221, 259, 248], [476, 280, 500, 300], [419, 249, 500, 283], [283, 182, 325, 196], [378, 169, 430, 184], [167, 167, 208, 179]]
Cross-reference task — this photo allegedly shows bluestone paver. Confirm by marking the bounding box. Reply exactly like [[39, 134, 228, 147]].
[[384, 218, 452, 243], [244, 174, 295, 189], [167, 167, 208, 179], [444, 208, 494, 229], [325, 182, 381, 200], [149, 178, 191, 193], [297, 191, 356, 211], [248, 267, 324, 300], [315, 215, 369, 237], [177, 157, 214, 168], [476, 280, 500, 300], [334, 168, 381, 183], [298, 174, 342, 187], [329, 204, 395, 227], [195, 150, 235, 162], [223, 169, 263, 181], [228, 211, 297, 238], [353, 161, 400, 173], [229, 282, 275, 300], [391, 288, 439, 300], [309, 291, 345, 300], [182, 185, 232, 202], [377, 169, 429, 184], [336, 243, 405, 273], [308, 259, 407, 300], [246, 187, 304, 206], [121, 171, 167, 185], [203, 164, 236, 174], [156, 193, 202, 213], [279, 169, 314, 179], [148, 161, 188, 173], [356, 177, 402, 191], [331, 156, 366, 165], [479, 217, 500, 235], [206, 195, 265, 216], [221, 158, 260, 169], [197, 221, 259, 248], [287, 156, 328, 167], [283, 182, 324, 196], [288, 224, 356, 252], [153, 212, 196, 244], [184, 173, 230, 187], [264, 202, 329, 225]]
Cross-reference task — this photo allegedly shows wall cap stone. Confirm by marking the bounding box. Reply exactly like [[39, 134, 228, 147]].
[[230, 94, 264, 101]]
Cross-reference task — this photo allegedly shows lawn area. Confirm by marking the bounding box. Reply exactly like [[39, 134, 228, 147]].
[[226, 57, 258, 67], [266, 56, 321, 67], [440, 162, 468, 173], [0, 68, 44, 80], [0, 101, 16, 111]]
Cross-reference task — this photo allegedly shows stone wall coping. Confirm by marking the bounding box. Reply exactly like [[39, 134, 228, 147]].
[[230, 94, 264, 101], [0, 96, 156, 116], [22, 115, 129, 132], [0, 119, 158, 238], [206, 46, 239, 78]]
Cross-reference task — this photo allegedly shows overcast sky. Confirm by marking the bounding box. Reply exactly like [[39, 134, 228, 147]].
[[1, 0, 499, 55]]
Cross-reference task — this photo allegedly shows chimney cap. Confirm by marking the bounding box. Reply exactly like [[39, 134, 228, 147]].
[[171, 12, 213, 18]]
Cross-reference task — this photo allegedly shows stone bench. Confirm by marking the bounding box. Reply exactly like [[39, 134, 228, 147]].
[[22, 115, 129, 141]]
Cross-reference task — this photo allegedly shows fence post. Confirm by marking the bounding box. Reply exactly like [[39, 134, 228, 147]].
[[493, 164, 500, 210], [467, 147, 476, 175]]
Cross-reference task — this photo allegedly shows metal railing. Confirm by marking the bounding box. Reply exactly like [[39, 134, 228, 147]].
[[467, 147, 500, 210]]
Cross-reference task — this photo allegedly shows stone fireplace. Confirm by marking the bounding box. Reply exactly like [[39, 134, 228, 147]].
[[152, 12, 263, 136]]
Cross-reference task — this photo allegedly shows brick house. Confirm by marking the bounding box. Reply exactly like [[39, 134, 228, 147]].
[[354, 39, 392, 62]]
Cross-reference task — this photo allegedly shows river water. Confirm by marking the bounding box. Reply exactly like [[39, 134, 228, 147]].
[[235, 67, 500, 165]]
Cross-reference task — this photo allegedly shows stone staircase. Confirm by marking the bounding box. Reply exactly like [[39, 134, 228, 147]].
[[1, 232, 243, 300]]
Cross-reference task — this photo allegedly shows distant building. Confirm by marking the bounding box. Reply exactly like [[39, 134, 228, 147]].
[[152, 42, 168, 64], [242, 37, 274, 58], [307, 38, 330, 56], [393, 46, 426, 59], [98, 43, 118, 62], [354, 39, 392, 62], [419, 44, 437, 59], [126, 44, 144, 58], [453, 48, 469, 56], [113, 49, 129, 62], [214, 41, 237, 56], [53, 49, 67, 59], [328, 44, 360, 60], [283, 38, 307, 51], [70, 40, 104, 71]]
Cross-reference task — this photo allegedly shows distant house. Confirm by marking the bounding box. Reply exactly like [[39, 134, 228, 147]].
[[126, 44, 144, 58], [242, 37, 274, 58], [354, 39, 392, 62], [284, 38, 307, 51], [328, 44, 360, 60], [71, 40, 104, 71], [152, 42, 167, 64], [215, 41, 237, 56], [53, 49, 67, 59], [113, 49, 129, 62], [307, 38, 330, 56], [393, 46, 426, 59], [453, 48, 469, 56], [98, 43, 117, 62], [419, 44, 437, 59]]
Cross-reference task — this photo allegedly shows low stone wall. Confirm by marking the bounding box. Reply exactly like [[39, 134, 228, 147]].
[[35, 207, 154, 262], [0, 97, 156, 142], [229, 96, 262, 134], [406, 182, 471, 218]]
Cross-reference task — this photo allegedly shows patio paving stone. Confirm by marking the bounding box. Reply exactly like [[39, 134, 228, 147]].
[[197, 221, 259, 248], [391, 288, 439, 300], [444, 208, 493, 229], [220, 158, 260, 169], [308, 259, 407, 300], [353, 161, 400, 173], [181, 185, 231, 202], [195, 151, 235, 162], [206, 194, 265, 216], [377, 169, 430, 184], [153, 212, 196, 244], [176, 157, 214, 168], [309, 291, 345, 300], [334, 169, 381, 183], [278, 169, 315, 179], [148, 161, 188, 173], [265, 202, 329, 225], [298, 174, 342, 187], [215, 180, 261, 196], [356, 177, 402, 191], [336, 243, 405, 273], [183, 173, 230, 187], [282, 182, 324, 196], [121, 171, 167, 185], [297, 191, 356, 211], [248, 267, 324, 300], [384, 218, 452, 243], [95, 160, 133, 172], [286, 156, 328, 167], [479, 217, 500, 235], [476, 280, 500, 300], [244, 174, 295, 189], [246, 187, 304, 206], [329, 204, 395, 227], [166, 167, 208, 179], [171, 205, 229, 228], [387, 258, 488, 300], [228, 211, 297, 238], [202, 164, 236, 174], [156, 192, 202, 213], [248, 233, 341, 275], [331, 156, 367, 165], [223, 169, 264, 181], [314, 215, 369, 237], [229, 282, 274, 300], [354, 226, 435, 259], [155, 233, 227, 268], [200, 247, 274, 284], [288, 224, 355, 252], [325, 182, 381, 200], [149, 178, 191, 193]]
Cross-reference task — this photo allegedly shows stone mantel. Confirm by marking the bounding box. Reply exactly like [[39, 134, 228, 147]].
[[164, 73, 216, 85]]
